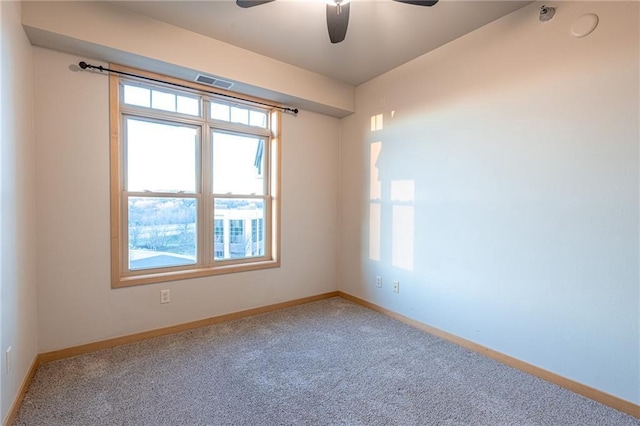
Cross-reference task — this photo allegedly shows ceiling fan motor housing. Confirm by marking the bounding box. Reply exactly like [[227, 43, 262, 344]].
[[236, 0, 439, 44]]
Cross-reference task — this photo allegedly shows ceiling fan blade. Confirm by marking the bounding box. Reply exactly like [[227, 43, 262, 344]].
[[326, 2, 350, 44], [236, 0, 276, 8], [392, 0, 438, 6]]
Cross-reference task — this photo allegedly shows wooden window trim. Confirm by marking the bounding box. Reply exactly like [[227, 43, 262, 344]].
[[109, 64, 281, 288]]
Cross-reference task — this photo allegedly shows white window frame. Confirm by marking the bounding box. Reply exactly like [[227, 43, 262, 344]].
[[110, 64, 281, 288]]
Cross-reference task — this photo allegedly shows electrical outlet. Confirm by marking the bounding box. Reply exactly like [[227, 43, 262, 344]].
[[392, 281, 400, 293], [160, 289, 170, 304], [6, 346, 12, 374], [376, 276, 382, 288]]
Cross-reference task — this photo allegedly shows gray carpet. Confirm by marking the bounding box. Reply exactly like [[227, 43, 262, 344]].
[[14, 297, 640, 425]]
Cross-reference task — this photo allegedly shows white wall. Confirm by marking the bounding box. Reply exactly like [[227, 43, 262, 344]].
[[339, 1, 639, 404], [34, 47, 340, 352], [0, 0, 38, 421]]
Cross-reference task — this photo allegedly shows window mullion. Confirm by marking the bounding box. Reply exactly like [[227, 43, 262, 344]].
[[202, 123, 213, 267], [196, 123, 206, 269]]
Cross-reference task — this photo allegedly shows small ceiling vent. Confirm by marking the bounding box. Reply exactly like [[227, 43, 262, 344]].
[[195, 74, 234, 90]]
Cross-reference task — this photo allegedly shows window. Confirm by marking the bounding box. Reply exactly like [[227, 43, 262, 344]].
[[229, 220, 245, 258], [214, 219, 225, 259], [110, 65, 280, 287]]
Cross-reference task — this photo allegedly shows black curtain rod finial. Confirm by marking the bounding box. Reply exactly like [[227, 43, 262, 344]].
[[78, 61, 104, 72]]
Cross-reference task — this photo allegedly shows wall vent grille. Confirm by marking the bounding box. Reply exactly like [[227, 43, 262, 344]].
[[195, 74, 234, 90]]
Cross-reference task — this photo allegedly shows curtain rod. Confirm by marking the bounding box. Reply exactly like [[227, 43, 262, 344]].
[[78, 61, 299, 115]]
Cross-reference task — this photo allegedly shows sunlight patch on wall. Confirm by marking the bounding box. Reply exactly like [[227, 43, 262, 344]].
[[370, 114, 383, 132], [390, 179, 414, 202], [370, 142, 382, 199], [369, 141, 382, 261], [391, 179, 415, 271], [369, 203, 381, 261]]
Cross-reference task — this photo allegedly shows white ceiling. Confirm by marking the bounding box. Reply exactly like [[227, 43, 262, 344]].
[[109, 0, 532, 86]]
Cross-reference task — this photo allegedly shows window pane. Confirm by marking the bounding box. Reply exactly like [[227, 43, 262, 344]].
[[214, 198, 265, 260], [249, 110, 267, 128], [123, 85, 150, 108], [212, 132, 265, 195], [177, 95, 200, 116], [210, 101, 267, 128], [230, 106, 249, 125], [128, 197, 197, 270], [152, 90, 176, 112], [211, 102, 230, 121], [126, 118, 198, 193]]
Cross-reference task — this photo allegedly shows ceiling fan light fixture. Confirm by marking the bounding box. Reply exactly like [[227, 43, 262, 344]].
[[326, 0, 350, 43], [326, 0, 351, 6]]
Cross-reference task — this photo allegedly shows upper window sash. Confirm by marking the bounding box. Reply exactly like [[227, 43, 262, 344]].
[[210, 99, 269, 130], [121, 81, 203, 118]]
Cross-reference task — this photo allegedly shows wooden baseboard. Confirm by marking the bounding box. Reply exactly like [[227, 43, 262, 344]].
[[3, 355, 40, 426], [337, 291, 640, 419], [39, 291, 339, 364]]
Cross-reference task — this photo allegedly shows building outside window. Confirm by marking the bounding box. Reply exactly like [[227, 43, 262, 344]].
[[229, 219, 245, 258], [214, 219, 225, 259], [251, 218, 264, 256]]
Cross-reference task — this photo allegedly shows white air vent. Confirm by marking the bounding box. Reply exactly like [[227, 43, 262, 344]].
[[195, 74, 234, 90]]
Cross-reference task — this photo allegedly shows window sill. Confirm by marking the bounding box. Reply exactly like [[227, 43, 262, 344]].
[[112, 259, 281, 288]]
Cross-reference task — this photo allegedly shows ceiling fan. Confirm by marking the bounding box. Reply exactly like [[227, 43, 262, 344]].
[[236, 0, 439, 44]]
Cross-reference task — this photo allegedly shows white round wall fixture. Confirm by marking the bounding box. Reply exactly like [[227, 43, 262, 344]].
[[571, 14, 599, 38]]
